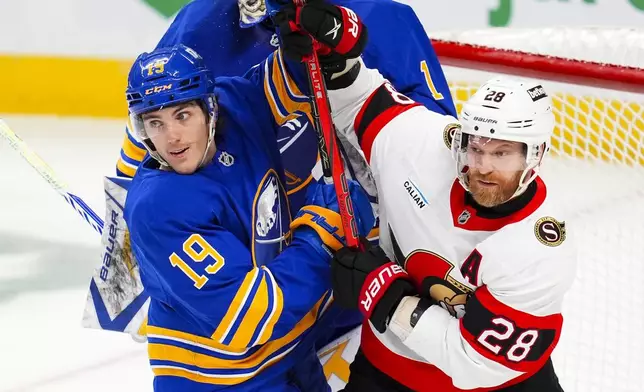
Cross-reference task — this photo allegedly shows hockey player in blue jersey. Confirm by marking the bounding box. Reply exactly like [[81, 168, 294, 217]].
[[123, 11, 375, 391], [117, 0, 456, 207]]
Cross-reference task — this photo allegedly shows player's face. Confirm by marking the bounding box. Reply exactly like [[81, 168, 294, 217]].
[[142, 101, 212, 174], [465, 137, 526, 207]]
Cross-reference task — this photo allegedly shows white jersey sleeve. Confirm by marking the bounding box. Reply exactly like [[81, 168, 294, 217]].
[[401, 216, 576, 389], [328, 61, 459, 186]]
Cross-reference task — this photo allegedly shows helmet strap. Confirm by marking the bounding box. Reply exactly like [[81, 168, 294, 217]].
[[197, 113, 217, 169]]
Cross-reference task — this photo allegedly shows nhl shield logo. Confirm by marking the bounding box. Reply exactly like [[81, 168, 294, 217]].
[[457, 210, 471, 225], [218, 151, 234, 167]]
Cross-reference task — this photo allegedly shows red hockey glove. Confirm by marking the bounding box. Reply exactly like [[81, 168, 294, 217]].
[[332, 239, 416, 333], [274, 0, 367, 76]]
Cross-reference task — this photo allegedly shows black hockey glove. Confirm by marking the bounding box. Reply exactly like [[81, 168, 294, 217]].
[[332, 238, 416, 333], [274, 0, 368, 76]]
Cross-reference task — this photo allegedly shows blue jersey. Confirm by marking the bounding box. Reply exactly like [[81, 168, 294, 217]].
[[125, 72, 336, 391], [116, 0, 456, 198]]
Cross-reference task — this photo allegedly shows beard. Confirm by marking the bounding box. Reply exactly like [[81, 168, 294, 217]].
[[467, 169, 523, 208]]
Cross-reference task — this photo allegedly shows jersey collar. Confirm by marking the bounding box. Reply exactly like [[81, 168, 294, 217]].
[[449, 176, 547, 232]]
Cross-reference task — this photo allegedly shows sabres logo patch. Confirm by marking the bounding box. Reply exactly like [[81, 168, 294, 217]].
[[534, 216, 566, 247], [443, 123, 460, 150]]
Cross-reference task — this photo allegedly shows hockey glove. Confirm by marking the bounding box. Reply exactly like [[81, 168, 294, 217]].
[[291, 179, 375, 255], [274, 0, 367, 76], [332, 241, 416, 333]]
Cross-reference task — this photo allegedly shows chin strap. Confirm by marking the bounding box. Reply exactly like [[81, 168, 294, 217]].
[[196, 114, 217, 170]]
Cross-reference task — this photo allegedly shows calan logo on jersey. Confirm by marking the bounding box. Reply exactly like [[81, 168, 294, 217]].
[[404, 179, 428, 209], [253, 171, 291, 265]]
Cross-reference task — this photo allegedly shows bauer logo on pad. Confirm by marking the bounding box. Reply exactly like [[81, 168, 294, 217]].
[[527, 85, 547, 102]]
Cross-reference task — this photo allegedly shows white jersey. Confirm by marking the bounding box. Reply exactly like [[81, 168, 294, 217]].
[[329, 65, 577, 391]]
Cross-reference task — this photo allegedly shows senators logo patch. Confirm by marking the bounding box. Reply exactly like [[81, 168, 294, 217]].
[[443, 123, 460, 150], [534, 216, 566, 247]]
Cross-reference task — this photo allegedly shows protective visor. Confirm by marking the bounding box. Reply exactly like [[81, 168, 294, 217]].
[[454, 133, 528, 172]]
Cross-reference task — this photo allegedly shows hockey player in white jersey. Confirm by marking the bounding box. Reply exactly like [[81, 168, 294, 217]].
[[327, 65, 577, 391]]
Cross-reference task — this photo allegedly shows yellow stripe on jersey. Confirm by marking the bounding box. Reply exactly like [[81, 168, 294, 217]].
[[137, 316, 148, 337], [254, 267, 284, 346], [263, 60, 289, 125], [211, 268, 261, 345], [116, 159, 137, 178], [148, 291, 330, 385], [367, 227, 380, 242], [146, 326, 249, 355], [276, 49, 308, 101], [121, 131, 146, 163], [229, 276, 270, 348], [263, 51, 311, 126], [270, 53, 310, 118], [286, 173, 314, 196], [150, 346, 297, 386], [290, 205, 345, 251]]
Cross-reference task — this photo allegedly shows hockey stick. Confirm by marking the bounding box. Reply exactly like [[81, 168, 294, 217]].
[[293, 0, 360, 249], [0, 119, 105, 235]]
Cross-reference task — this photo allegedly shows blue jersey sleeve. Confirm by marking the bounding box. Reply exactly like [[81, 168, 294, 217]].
[[349, 0, 457, 117], [130, 186, 332, 350], [242, 50, 313, 134]]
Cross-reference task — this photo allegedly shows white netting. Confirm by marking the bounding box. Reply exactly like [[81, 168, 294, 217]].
[[431, 27, 644, 68], [439, 28, 644, 392]]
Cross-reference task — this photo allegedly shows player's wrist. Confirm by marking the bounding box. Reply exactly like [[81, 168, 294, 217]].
[[389, 296, 419, 340]]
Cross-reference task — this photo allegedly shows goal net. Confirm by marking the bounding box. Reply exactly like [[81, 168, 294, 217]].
[[432, 27, 644, 392]]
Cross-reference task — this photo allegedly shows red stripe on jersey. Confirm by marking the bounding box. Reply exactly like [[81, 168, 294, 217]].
[[360, 103, 419, 162], [460, 285, 563, 374], [352, 83, 379, 132], [449, 176, 547, 232], [360, 321, 461, 392], [353, 83, 420, 162]]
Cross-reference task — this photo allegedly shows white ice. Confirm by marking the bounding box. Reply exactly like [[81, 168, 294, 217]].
[[0, 115, 153, 392]]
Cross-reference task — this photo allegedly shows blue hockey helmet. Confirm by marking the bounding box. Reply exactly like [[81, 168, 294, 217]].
[[126, 44, 218, 166]]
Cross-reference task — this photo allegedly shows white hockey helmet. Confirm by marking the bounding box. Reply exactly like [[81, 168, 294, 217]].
[[452, 76, 556, 198]]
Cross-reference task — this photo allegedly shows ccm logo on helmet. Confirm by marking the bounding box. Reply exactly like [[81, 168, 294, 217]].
[[534, 216, 566, 247], [145, 84, 173, 95], [527, 85, 548, 102], [361, 263, 406, 312]]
